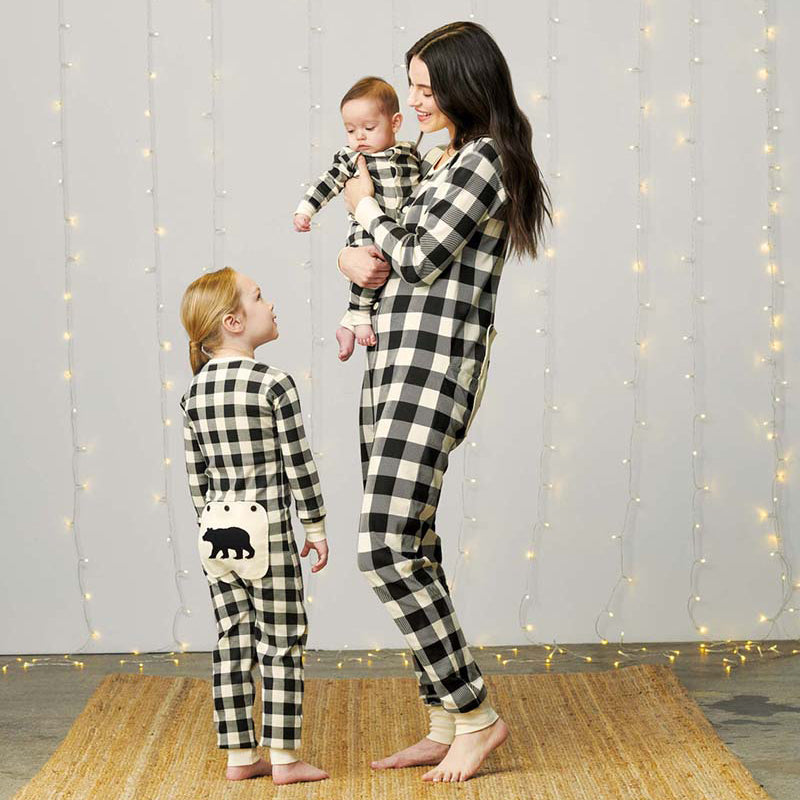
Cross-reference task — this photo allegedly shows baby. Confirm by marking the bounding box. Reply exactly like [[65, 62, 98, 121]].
[[293, 76, 420, 361]]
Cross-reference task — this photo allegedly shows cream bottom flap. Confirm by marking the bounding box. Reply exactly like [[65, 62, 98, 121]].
[[198, 501, 269, 580]]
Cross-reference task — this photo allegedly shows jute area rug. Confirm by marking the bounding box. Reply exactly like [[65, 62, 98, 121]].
[[12, 664, 771, 799]]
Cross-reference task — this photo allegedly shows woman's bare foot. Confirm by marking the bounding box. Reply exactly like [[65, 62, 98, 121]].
[[422, 717, 508, 783], [272, 760, 329, 785], [371, 736, 450, 769], [225, 756, 272, 781], [336, 326, 355, 361], [354, 323, 376, 347]]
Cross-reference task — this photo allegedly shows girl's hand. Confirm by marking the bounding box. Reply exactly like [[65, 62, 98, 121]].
[[338, 245, 390, 289], [300, 539, 329, 573], [294, 213, 311, 232], [343, 154, 375, 214]]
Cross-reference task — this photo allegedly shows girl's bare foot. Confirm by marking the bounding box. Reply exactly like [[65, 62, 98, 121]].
[[371, 737, 450, 769], [422, 717, 508, 783], [225, 756, 272, 781], [336, 326, 355, 361], [354, 323, 376, 347], [272, 760, 329, 785]]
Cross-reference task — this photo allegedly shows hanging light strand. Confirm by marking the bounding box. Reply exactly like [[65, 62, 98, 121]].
[[593, 0, 655, 660], [144, 0, 194, 656], [50, 0, 96, 667], [752, 1, 794, 646], [518, 0, 563, 655]]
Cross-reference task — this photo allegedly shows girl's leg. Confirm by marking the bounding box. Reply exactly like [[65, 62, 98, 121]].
[[252, 522, 307, 756], [207, 575, 259, 750], [252, 522, 329, 783]]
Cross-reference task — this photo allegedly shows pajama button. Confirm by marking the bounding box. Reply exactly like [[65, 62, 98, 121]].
[[373, 302, 380, 309]]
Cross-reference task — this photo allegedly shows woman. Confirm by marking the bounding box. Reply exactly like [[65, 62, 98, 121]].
[[340, 21, 551, 783]]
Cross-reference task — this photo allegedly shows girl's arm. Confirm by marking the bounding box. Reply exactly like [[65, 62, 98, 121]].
[[271, 372, 327, 541], [352, 139, 507, 286], [180, 399, 210, 524]]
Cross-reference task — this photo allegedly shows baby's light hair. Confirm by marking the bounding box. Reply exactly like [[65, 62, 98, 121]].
[[340, 76, 400, 117]]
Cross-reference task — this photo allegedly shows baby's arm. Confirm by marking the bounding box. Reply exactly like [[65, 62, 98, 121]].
[[294, 147, 356, 230]]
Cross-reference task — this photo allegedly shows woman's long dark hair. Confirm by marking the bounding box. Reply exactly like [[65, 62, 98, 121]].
[[407, 21, 552, 261]]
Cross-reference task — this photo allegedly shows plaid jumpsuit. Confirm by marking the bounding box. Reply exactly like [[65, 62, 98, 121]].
[[180, 357, 325, 752], [294, 142, 420, 324], [352, 137, 508, 713]]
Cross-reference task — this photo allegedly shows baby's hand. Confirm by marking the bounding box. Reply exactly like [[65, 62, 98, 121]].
[[300, 539, 329, 573], [293, 213, 311, 233]]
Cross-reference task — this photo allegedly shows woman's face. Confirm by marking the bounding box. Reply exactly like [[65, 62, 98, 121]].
[[233, 271, 278, 345], [407, 55, 451, 134]]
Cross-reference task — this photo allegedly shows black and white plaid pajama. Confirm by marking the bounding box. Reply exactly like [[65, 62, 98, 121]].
[[180, 357, 325, 751], [353, 137, 509, 714], [294, 142, 420, 319]]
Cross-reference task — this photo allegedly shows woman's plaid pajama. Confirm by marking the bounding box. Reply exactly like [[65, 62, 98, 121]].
[[353, 137, 509, 714], [180, 358, 325, 751]]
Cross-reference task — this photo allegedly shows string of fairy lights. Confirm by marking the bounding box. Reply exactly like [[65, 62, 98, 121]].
[[683, 1, 712, 644], [142, 0, 194, 661], [207, 0, 226, 268], [37, 1, 97, 672], [591, 0, 650, 653], [299, 0, 326, 619], [750, 1, 795, 646], [517, 0, 564, 661]]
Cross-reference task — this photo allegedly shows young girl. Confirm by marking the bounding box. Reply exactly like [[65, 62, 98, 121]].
[[179, 266, 330, 785]]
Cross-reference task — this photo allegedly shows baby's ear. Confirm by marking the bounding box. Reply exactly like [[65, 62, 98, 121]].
[[392, 112, 403, 132]]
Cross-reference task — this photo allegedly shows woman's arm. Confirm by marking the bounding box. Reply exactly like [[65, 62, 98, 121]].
[[336, 244, 390, 289], [352, 140, 507, 286]]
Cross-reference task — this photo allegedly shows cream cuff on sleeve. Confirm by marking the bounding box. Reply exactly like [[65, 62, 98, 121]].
[[353, 195, 383, 232], [339, 309, 372, 332], [302, 519, 327, 542], [294, 200, 316, 218]]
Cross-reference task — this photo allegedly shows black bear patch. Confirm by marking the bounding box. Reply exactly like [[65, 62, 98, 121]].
[[202, 526, 256, 560]]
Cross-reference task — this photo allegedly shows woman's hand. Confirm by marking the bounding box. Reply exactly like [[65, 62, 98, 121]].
[[343, 154, 375, 214], [301, 539, 329, 573], [339, 245, 390, 289]]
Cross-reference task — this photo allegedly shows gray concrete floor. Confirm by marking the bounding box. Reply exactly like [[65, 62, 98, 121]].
[[1, 642, 798, 799]]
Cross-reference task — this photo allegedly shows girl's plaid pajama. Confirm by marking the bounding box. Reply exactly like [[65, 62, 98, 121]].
[[207, 511, 306, 751], [354, 137, 509, 714], [180, 359, 325, 752]]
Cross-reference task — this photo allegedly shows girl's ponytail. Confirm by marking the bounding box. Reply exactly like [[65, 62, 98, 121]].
[[180, 267, 241, 375]]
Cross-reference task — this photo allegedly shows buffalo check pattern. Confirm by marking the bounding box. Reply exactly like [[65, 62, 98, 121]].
[[179, 356, 324, 750], [294, 141, 421, 316], [354, 137, 510, 713]]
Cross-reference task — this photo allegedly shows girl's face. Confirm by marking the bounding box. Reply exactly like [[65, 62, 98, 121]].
[[407, 55, 451, 135], [228, 271, 278, 345], [341, 98, 401, 153]]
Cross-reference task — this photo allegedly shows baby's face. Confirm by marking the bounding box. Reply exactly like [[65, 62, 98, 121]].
[[341, 97, 400, 154]]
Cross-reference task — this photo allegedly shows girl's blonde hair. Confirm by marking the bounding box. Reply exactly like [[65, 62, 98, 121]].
[[179, 266, 242, 375]]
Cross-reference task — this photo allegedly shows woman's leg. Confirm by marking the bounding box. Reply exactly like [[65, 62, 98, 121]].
[[357, 368, 486, 713]]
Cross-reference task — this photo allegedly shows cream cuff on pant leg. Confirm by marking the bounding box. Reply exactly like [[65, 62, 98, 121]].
[[270, 747, 300, 765], [453, 697, 499, 737], [426, 704, 456, 745], [227, 747, 259, 767]]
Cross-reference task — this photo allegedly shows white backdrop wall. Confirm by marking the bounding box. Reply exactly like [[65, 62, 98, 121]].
[[1, 0, 798, 654]]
